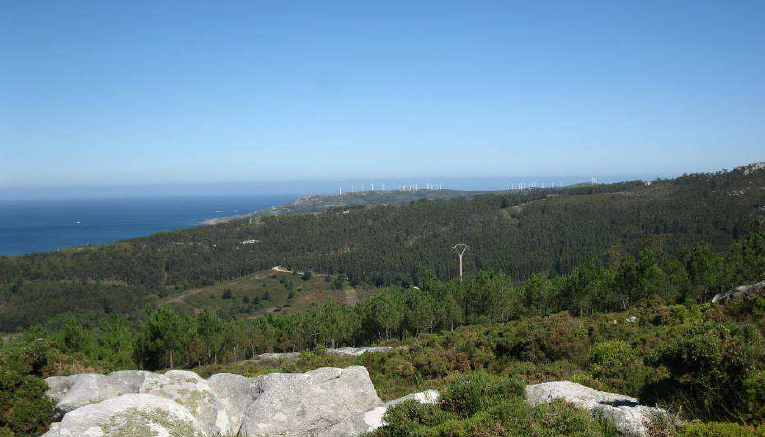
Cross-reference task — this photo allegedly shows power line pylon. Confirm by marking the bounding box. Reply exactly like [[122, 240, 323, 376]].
[[452, 244, 468, 281]]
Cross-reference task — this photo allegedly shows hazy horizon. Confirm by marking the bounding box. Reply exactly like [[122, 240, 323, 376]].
[[1, 173, 674, 201]]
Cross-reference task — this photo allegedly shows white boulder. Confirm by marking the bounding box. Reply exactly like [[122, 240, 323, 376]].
[[207, 372, 257, 433], [257, 352, 301, 360], [324, 346, 395, 356], [41, 393, 208, 437], [385, 389, 440, 407], [712, 281, 765, 304], [326, 390, 441, 436], [238, 366, 382, 436], [45, 371, 150, 420], [45, 366, 442, 437], [46, 369, 233, 435], [255, 347, 399, 360], [141, 370, 234, 435], [47, 368, 667, 437], [525, 381, 663, 436]]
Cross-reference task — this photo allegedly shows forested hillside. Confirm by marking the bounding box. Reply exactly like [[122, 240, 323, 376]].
[[159, 268, 376, 318], [208, 188, 483, 223], [2, 224, 765, 435], [1, 164, 764, 331]]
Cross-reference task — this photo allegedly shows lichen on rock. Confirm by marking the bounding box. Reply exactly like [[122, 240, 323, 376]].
[[101, 407, 206, 437]]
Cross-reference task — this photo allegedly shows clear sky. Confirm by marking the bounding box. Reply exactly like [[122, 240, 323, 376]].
[[1, 0, 764, 189]]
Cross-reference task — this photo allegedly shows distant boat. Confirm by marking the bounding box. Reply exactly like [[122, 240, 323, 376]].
[[214, 210, 223, 213], [75, 221, 82, 224]]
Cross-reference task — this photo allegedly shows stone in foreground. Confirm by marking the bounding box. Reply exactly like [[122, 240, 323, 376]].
[[44, 366, 439, 437], [525, 381, 663, 437], [41, 394, 207, 437], [238, 366, 382, 437], [45, 368, 660, 437], [45, 370, 235, 435], [325, 390, 441, 437]]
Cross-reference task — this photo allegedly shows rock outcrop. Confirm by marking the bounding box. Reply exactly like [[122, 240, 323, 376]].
[[43, 366, 436, 437], [45, 371, 148, 420], [385, 389, 439, 407], [712, 281, 765, 304], [256, 351, 301, 360], [525, 381, 664, 437], [45, 369, 236, 435], [734, 161, 765, 175], [237, 367, 382, 437], [45, 368, 661, 437], [324, 346, 396, 356], [256, 346, 398, 360], [43, 394, 208, 437], [322, 389, 439, 437]]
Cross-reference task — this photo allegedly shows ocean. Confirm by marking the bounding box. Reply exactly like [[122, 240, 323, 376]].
[[0, 195, 298, 256], [0, 175, 650, 256]]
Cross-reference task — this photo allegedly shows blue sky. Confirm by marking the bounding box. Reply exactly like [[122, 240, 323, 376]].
[[1, 0, 764, 189]]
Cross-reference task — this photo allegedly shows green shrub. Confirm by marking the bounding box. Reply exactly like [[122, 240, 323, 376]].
[[753, 298, 765, 320], [533, 400, 615, 437], [0, 336, 88, 437], [397, 399, 610, 437], [411, 346, 454, 379], [492, 314, 589, 365], [0, 370, 54, 437], [381, 400, 454, 436], [589, 340, 647, 396], [439, 372, 524, 418], [741, 371, 765, 422], [642, 320, 765, 423], [382, 355, 416, 378], [678, 422, 765, 437]]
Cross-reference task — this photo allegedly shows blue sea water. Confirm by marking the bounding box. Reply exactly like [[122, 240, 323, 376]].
[[0, 195, 298, 256]]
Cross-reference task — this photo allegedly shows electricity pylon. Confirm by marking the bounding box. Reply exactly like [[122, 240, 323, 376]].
[[452, 244, 468, 281]]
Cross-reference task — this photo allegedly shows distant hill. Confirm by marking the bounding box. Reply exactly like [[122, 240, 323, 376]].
[[1, 162, 764, 331], [205, 189, 486, 224], [161, 267, 375, 317]]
